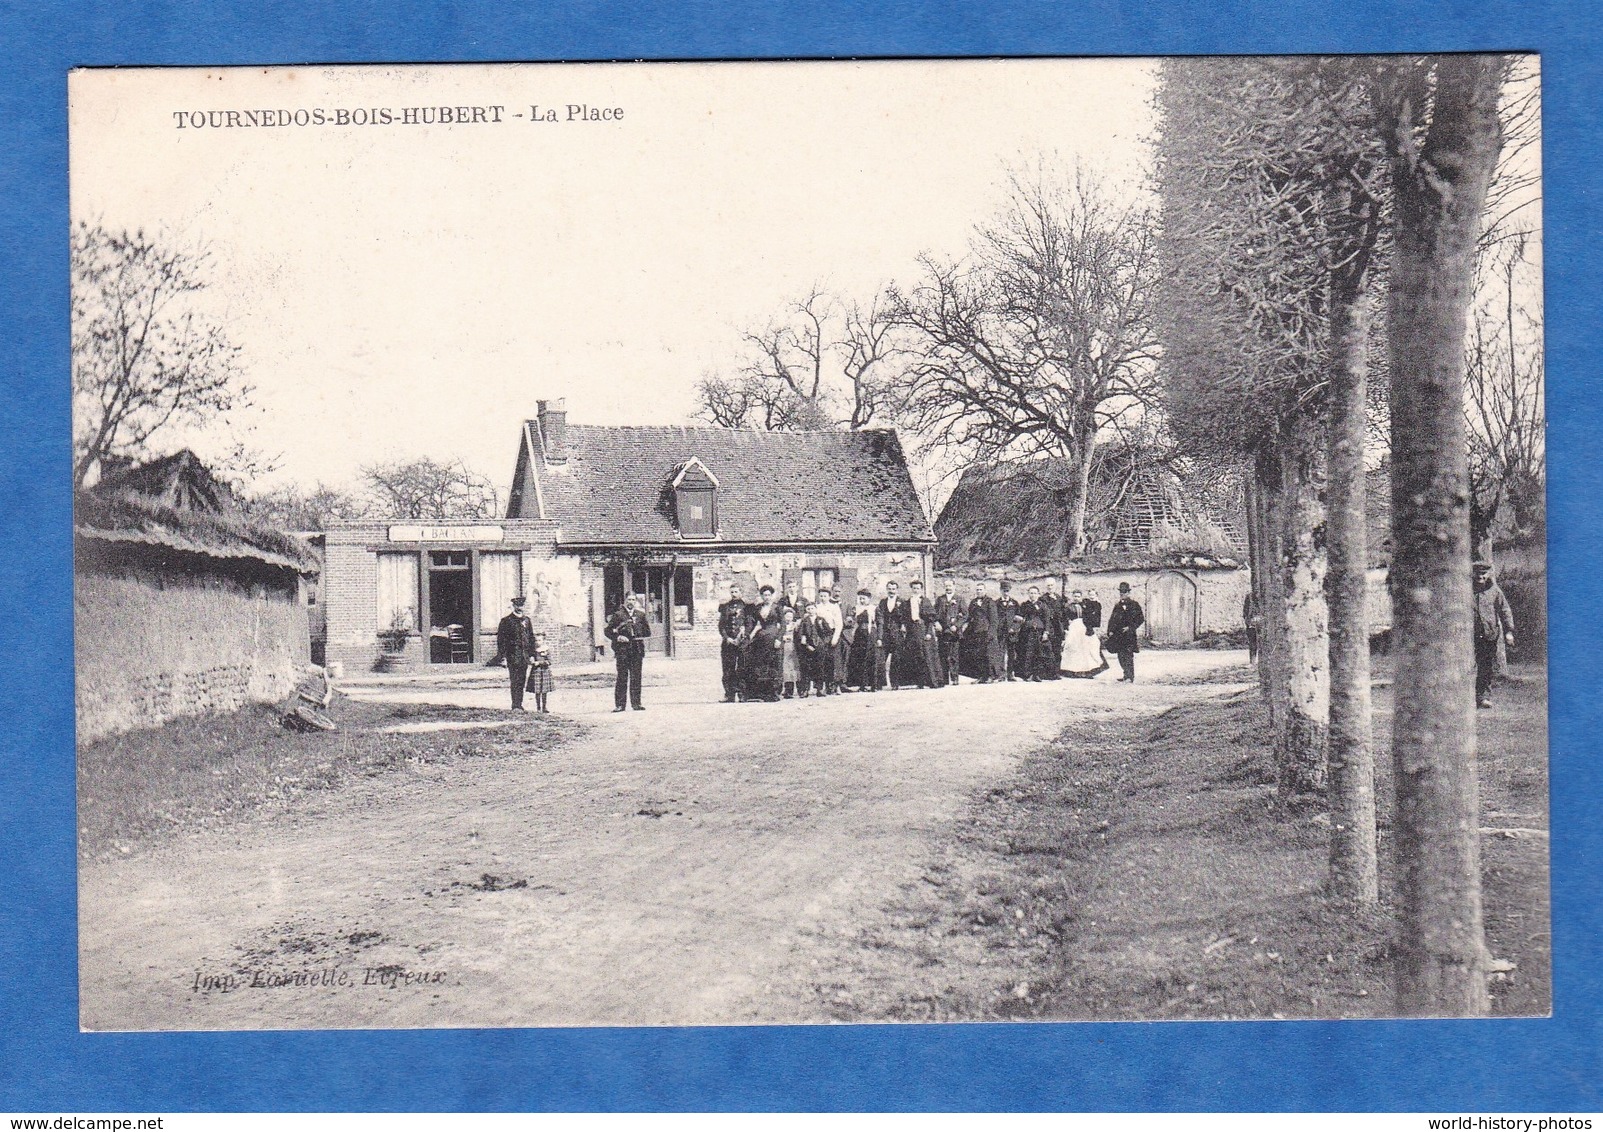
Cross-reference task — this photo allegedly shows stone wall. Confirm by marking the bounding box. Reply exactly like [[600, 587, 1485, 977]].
[[937, 563, 1394, 641], [76, 561, 309, 743], [934, 564, 1251, 638]]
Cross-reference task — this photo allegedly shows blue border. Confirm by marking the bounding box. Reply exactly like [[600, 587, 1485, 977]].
[[3, 0, 1600, 1112]]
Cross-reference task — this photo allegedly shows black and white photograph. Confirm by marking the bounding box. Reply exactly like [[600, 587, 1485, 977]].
[[70, 56, 1547, 1031]]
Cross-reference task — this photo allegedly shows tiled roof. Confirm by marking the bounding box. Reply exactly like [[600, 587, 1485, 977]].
[[518, 424, 933, 546]]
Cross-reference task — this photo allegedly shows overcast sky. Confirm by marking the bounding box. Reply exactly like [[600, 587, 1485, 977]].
[[69, 59, 1159, 498]]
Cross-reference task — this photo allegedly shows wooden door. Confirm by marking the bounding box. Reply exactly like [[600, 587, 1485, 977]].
[[1148, 571, 1197, 644]]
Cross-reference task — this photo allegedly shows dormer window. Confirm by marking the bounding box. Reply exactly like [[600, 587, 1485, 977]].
[[671, 458, 719, 540]]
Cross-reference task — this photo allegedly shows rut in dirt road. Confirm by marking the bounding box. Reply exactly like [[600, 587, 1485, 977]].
[[78, 651, 1246, 1030]]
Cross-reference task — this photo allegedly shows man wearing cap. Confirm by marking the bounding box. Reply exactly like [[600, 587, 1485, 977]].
[[717, 582, 753, 703], [1473, 560, 1516, 709], [1105, 582, 1146, 682], [605, 593, 652, 711], [997, 580, 1022, 681], [495, 595, 536, 711]]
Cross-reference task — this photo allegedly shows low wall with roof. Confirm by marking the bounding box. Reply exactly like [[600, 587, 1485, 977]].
[[75, 549, 309, 744]]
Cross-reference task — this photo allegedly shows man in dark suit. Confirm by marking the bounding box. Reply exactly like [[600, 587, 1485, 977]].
[[997, 580, 1022, 680], [1105, 582, 1146, 683], [1018, 586, 1049, 681], [495, 595, 535, 710], [878, 581, 903, 689], [1038, 581, 1064, 680], [605, 593, 652, 711], [717, 582, 752, 702], [933, 578, 966, 685]]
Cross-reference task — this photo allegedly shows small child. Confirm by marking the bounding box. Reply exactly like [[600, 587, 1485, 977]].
[[780, 608, 801, 699], [525, 631, 555, 713]]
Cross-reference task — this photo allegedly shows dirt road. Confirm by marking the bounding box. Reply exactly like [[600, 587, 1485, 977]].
[[79, 650, 1247, 1030]]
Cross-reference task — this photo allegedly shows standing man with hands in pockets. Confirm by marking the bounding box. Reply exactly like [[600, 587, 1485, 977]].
[[606, 592, 652, 712]]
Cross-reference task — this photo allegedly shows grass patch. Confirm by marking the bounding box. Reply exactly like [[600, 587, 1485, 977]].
[[78, 693, 584, 860]]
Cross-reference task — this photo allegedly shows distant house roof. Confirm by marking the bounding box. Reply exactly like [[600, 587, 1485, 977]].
[[509, 419, 934, 547], [77, 450, 319, 575], [935, 457, 1248, 572]]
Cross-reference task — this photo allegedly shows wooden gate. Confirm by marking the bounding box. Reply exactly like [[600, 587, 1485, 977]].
[[1148, 571, 1197, 644]]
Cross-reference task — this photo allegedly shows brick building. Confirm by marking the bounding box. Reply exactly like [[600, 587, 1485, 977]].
[[321, 401, 935, 671]]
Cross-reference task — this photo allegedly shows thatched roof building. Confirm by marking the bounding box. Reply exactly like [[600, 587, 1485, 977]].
[[75, 450, 316, 742], [934, 457, 1247, 573], [76, 450, 319, 575]]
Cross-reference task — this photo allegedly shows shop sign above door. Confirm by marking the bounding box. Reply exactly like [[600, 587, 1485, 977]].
[[388, 524, 505, 543]]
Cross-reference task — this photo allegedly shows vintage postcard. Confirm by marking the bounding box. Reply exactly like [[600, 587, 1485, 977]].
[[70, 57, 1546, 1031]]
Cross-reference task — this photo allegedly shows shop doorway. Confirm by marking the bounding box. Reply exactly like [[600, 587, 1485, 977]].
[[427, 550, 474, 663], [602, 563, 694, 656]]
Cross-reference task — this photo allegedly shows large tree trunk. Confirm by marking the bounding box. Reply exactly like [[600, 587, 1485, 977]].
[[1244, 470, 1275, 698], [1275, 418, 1329, 797], [1065, 434, 1097, 559], [1326, 284, 1378, 902], [1378, 54, 1507, 1016], [1253, 449, 1290, 735]]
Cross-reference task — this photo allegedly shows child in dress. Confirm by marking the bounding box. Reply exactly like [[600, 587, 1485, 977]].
[[525, 631, 555, 712]]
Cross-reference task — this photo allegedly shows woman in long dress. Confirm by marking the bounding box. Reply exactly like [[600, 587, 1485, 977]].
[[1062, 603, 1110, 678]]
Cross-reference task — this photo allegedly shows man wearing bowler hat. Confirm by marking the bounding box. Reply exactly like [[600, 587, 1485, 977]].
[[1105, 582, 1146, 683]]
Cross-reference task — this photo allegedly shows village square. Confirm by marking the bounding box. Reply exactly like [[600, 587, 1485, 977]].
[[70, 56, 1547, 1029]]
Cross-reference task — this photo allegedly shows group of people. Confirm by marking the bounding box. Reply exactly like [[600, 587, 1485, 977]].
[[718, 576, 1148, 703]]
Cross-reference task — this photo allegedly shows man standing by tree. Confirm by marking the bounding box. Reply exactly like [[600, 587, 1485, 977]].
[[495, 596, 535, 712], [605, 593, 651, 712], [1472, 562, 1516, 709], [1105, 582, 1146, 683]]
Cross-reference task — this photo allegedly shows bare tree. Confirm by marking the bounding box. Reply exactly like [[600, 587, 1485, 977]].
[[242, 482, 370, 531], [895, 170, 1160, 558], [360, 457, 500, 520], [1371, 52, 1511, 1018], [1466, 231, 1544, 552], [837, 291, 909, 429], [1466, 59, 1545, 555], [694, 286, 907, 431], [71, 223, 249, 490]]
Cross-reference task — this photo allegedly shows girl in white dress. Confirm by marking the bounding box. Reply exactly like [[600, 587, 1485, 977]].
[[1063, 606, 1110, 678]]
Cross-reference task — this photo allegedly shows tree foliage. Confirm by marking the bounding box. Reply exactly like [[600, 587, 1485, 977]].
[[1155, 57, 1385, 457], [71, 223, 250, 489]]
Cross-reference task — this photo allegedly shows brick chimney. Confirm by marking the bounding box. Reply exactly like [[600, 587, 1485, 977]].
[[536, 399, 568, 464]]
